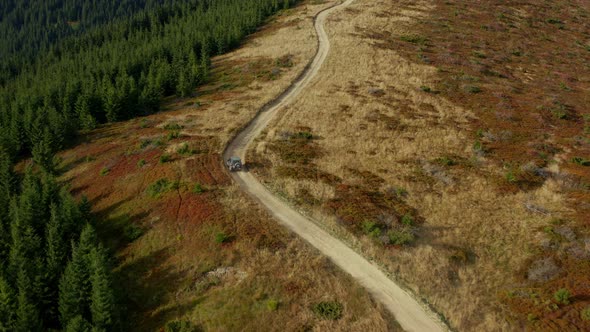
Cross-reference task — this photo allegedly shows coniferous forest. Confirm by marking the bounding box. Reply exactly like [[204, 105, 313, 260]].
[[0, 0, 297, 330]]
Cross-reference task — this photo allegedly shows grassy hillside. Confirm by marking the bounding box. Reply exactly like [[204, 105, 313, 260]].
[[56, 1, 400, 330], [249, 0, 590, 330]]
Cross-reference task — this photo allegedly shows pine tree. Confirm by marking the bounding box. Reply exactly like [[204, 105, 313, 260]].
[[0, 149, 13, 263], [75, 94, 97, 130], [14, 269, 42, 332], [59, 224, 97, 326], [0, 276, 16, 332], [44, 204, 67, 326], [89, 247, 116, 330], [31, 127, 55, 173], [64, 315, 92, 332]]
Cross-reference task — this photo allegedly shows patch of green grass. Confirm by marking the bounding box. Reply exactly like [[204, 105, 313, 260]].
[[401, 214, 414, 226], [100, 167, 110, 176], [146, 178, 178, 198], [215, 232, 231, 244], [167, 131, 180, 140], [388, 227, 415, 246], [505, 170, 517, 183], [164, 123, 183, 131], [465, 85, 482, 93], [295, 131, 313, 140], [164, 320, 198, 332], [124, 223, 143, 242], [140, 119, 150, 128], [420, 85, 432, 93], [435, 156, 456, 166], [312, 301, 343, 320], [160, 154, 172, 163], [581, 306, 590, 321], [177, 143, 195, 156], [193, 183, 205, 194], [137, 159, 146, 168], [266, 299, 279, 311], [139, 139, 152, 149], [572, 157, 590, 166], [361, 220, 381, 238], [400, 35, 427, 45], [554, 288, 571, 305]]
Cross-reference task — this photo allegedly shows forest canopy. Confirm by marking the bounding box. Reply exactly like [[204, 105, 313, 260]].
[[0, 1, 297, 330], [0, 0, 297, 164]]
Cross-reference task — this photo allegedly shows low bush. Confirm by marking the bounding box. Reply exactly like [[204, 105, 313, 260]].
[[164, 123, 183, 131], [177, 143, 195, 156], [137, 159, 146, 168], [266, 299, 279, 311], [401, 214, 414, 226], [100, 167, 110, 176], [554, 288, 571, 305], [193, 183, 204, 194], [215, 232, 231, 244], [388, 227, 415, 246], [124, 223, 143, 242], [146, 178, 178, 198], [581, 306, 590, 321], [167, 131, 180, 140], [312, 301, 343, 320], [572, 157, 590, 166], [400, 35, 427, 44], [164, 321, 198, 332], [160, 154, 171, 163]]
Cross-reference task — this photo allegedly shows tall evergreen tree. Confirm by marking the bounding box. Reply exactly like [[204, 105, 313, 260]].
[[0, 275, 16, 332], [15, 269, 43, 332], [65, 315, 92, 332], [90, 246, 116, 331]]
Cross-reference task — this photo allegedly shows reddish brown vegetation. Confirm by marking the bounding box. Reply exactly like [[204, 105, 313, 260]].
[[387, 0, 590, 328]]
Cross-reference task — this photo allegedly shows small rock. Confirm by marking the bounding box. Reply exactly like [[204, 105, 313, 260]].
[[527, 257, 561, 282]]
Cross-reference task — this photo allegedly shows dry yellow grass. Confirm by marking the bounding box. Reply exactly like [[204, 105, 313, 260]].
[[249, 0, 574, 330], [58, 1, 400, 331]]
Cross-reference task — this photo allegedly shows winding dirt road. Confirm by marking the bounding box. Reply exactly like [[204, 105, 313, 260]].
[[223, 1, 446, 331]]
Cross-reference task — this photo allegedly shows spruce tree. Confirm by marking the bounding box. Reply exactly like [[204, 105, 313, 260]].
[[64, 315, 92, 332], [59, 224, 97, 326], [0, 275, 16, 332], [31, 127, 55, 173], [90, 246, 116, 330], [15, 269, 42, 332]]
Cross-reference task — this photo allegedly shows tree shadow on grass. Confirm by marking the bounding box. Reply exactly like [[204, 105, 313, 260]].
[[115, 247, 201, 331]]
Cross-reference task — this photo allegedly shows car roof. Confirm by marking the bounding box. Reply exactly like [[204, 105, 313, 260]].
[[230, 157, 241, 161]]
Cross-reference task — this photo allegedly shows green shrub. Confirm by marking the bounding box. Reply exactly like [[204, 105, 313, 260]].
[[100, 167, 110, 176], [124, 224, 143, 242], [473, 140, 484, 153], [177, 143, 195, 156], [164, 123, 183, 131], [401, 214, 414, 226], [139, 139, 152, 149], [146, 178, 178, 198], [295, 131, 313, 140], [554, 288, 571, 305], [193, 183, 204, 194], [466, 85, 481, 93], [312, 301, 343, 320], [215, 232, 230, 244], [572, 157, 590, 166], [266, 299, 279, 311], [400, 35, 427, 44], [420, 85, 432, 93], [505, 170, 517, 183], [581, 306, 590, 321], [167, 131, 180, 140], [160, 154, 171, 163], [388, 227, 415, 246], [361, 220, 377, 235], [435, 156, 456, 166], [140, 119, 150, 128], [137, 159, 146, 168], [164, 320, 198, 332]]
